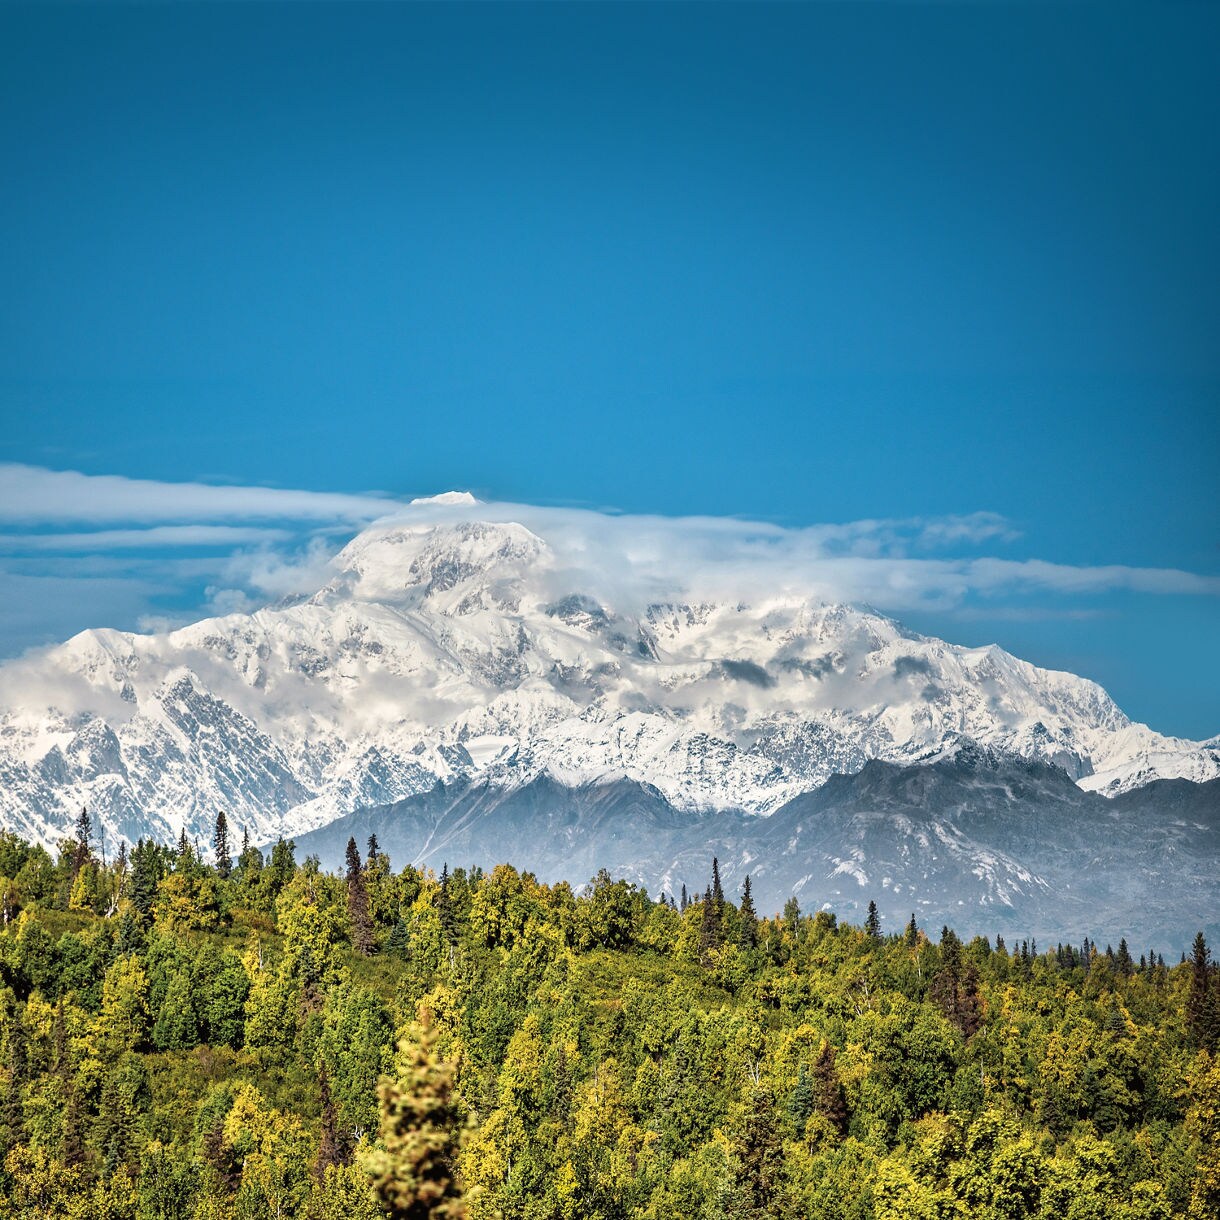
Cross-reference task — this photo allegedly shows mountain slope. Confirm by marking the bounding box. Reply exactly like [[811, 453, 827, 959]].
[[0, 510, 1215, 849], [293, 751, 1220, 952]]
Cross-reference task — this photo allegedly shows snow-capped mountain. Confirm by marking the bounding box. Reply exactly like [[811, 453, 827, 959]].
[[0, 503, 1215, 850]]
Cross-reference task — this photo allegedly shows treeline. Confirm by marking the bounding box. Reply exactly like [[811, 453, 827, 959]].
[[0, 810, 1217, 1218]]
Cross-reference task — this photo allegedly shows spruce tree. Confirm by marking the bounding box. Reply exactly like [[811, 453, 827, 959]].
[[316, 1062, 346, 1175], [436, 864, 457, 946], [1, 1007, 28, 1157], [930, 927, 981, 1037], [346, 837, 375, 956], [905, 914, 918, 947], [865, 900, 881, 940], [737, 1088, 782, 1215], [367, 834, 381, 864], [129, 838, 165, 919], [680, 884, 688, 912], [738, 874, 758, 951], [710, 857, 724, 909], [72, 807, 93, 878], [812, 1040, 848, 1134], [787, 1063, 815, 1131], [1187, 932, 1218, 1051], [698, 885, 722, 962], [363, 1014, 468, 1219], [388, 917, 411, 958], [213, 811, 232, 880], [1116, 937, 1133, 977]]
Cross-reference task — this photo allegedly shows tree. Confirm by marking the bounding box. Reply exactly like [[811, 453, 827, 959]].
[[362, 1014, 468, 1220], [931, 926, 983, 1038], [812, 1039, 849, 1135], [710, 857, 724, 909], [316, 1063, 346, 1176], [72, 807, 93, 879], [346, 837, 375, 957], [738, 875, 758, 951], [388, 918, 411, 958], [129, 839, 163, 919], [736, 1087, 782, 1215], [1187, 931, 1218, 1052], [1, 1007, 28, 1157], [697, 885, 722, 962], [213, 811, 232, 880], [865, 900, 882, 940], [787, 1063, 815, 1132], [152, 969, 199, 1051]]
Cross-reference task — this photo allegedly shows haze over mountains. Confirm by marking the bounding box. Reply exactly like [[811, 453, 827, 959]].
[[1, 499, 1216, 946]]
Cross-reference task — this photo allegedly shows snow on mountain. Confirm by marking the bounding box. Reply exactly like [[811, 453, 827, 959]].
[[0, 505, 1215, 850]]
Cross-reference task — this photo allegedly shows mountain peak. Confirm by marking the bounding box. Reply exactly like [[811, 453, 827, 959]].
[[409, 490, 480, 507], [0, 502, 1216, 851]]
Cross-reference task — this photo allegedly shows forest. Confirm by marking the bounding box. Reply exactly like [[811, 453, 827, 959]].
[[0, 809, 1217, 1219]]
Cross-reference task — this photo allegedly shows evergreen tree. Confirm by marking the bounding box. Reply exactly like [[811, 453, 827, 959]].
[[680, 884, 688, 912], [697, 885, 722, 962], [72, 807, 93, 879], [363, 1014, 468, 1220], [346, 837, 375, 957], [129, 839, 161, 919], [787, 1063, 815, 1131], [387, 918, 411, 958], [865, 900, 881, 940], [812, 1040, 848, 1134], [710, 856, 724, 909], [930, 927, 983, 1037], [367, 834, 381, 864], [1, 1007, 28, 1156], [738, 874, 758, 951], [267, 836, 296, 895], [238, 826, 263, 878], [906, 914, 918, 947], [736, 1087, 782, 1215], [436, 864, 458, 946], [316, 1062, 346, 1176], [1116, 937, 1133, 977], [213, 811, 232, 880], [1187, 932, 1218, 1051]]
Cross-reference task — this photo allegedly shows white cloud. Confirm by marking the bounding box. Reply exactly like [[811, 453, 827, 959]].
[[358, 497, 1220, 612], [0, 525, 292, 550], [0, 468, 1214, 661], [0, 464, 399, 524]]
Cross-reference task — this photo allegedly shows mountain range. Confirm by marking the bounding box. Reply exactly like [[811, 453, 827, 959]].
[[0, 500, 1216, 946]]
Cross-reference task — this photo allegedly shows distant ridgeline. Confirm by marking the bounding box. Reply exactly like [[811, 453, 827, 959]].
[[0, 811, 1218, 1219]]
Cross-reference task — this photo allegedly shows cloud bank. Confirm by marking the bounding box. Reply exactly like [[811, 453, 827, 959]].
[[0, 464, 1216, 659]]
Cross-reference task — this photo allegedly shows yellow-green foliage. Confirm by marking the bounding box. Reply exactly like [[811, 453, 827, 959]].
[[0, 829, 1214, 1219]]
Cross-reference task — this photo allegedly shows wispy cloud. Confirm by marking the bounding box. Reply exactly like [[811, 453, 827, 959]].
[[0, 525, 292, 550], [0, 465, 1215, 660], [0, 463, 397, 524]]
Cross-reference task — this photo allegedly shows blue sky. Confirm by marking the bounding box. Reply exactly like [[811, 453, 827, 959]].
[[0, 3, 1216, 738]]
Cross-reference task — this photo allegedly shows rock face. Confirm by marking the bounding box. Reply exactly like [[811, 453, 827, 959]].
[[0, 512, 1215, 856]]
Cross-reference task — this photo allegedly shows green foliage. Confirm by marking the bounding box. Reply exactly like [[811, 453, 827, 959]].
[[363, 1015, 468, 1220], [0, 825, 1213, 1219]]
